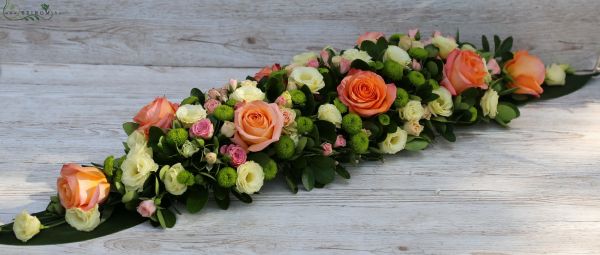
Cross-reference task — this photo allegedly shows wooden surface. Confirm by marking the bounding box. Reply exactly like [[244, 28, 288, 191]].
[[0, 63, 599, 254], [1, 0, 600, 254]]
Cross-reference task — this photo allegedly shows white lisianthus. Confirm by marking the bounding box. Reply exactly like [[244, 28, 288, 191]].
[[317, 103, 343, 127], [341, 48, 372, 63], [404, 120, 424, 136], [230, 85, 266, 103], [176, 104, 207, 127], [121, 147, 159, 192], [12, 210, 41, 242], [378, 127, 408, 154], [292, 52, 318, 66], [400, 100, 425, 121], [431, 35, 458, 59], [428, 87, 453, 117], [545, 63, 568, 86], [160, 163, 188, 196], [126, 130, 151, 154], [236, 161, 264, 194], [290, 66, 325, 93], [180, 140, 199, 158], [220, 121, 236, 137], [480, 89, 499, 119], [65, 205, 101, 232], [460, 44, 477, 52], [239, 79, 258, 87], [383, 45, 411, 66]]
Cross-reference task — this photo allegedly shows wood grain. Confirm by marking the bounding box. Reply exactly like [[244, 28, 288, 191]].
[[0, 0, 599, 68], [0, 62, 599, 254]]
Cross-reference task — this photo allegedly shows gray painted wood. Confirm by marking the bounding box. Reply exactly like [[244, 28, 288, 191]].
[[0, 0, 599, 68], [0, 62, 599, 254]]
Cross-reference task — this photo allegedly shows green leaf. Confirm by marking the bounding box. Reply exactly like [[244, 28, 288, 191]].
[[315, 120, 337, 143], [540, 73, 596, 100], [350, 59, 371, 71], [405, 139, 429, 151], [122, 122, 139, 136], [310, 156, 336, 184], [231, 189, 253, 203], [495, 36, 513, 57], [300, 85, 316, 115], [301, 167, 315, 191], [148, 126, 164, 146], [335, 165, 351, 179], [181, 96, 199, 105], [495, 102, 520, 124], [493, 35, 501, 52], [214, 186, 230, 210], [285, 174, 298, 194], [0, 205, 146, 245], [186, 187, 209, 214], [157, 208, 176, 228]]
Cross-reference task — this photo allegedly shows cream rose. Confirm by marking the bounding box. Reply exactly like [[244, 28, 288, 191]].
[[230, 85, 266, 103], [400, 100, 425, 121], [431, 35, 458, 59], [160, 163, 188, 195], [220, 121, 236, 138], [289, 66, 325, 93], [121, 147, 159, 192], [176, 104, 207, 127], [341, 49, 372, 63], [13, 210, 41, 242], [404, 120, 424, 136], [379, 127, 408, 154], [292, 52, 318, 66], [65, 205, 101, 232], [427, 87, 453, 117], [317, 103, 343, 127], [545, 63, 568, 86], [383, 45, 411, 66], [480, 89, 499, 119], [236, 161, 264, 194]]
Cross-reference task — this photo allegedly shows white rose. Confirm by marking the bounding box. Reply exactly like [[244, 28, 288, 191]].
[[239, 79, 258, 87], [545, 63, 567, 86], [121, 147, 159, 192], [180, 140, 199, 158], [378, 127, 408, 154], [126, 130, 151, 154], [159, 163, 188, 195], [427, 87, 453, 117], [480, 89, 499, 119], [236, 161, 264, 194], [403, 120, 424, 136], [220, 121, 236, 137], [290, 66, 325, 93], [400, 100, 425, 121], [317, 103, 343, 127], [176, 104, 207, 127], [12, 210, 41, 242], [292, 51, 318, 66], [341, 49, 372, 63], [65, 205, 101, 232], [383, 45, 411, 66], [230, 86, 266, 103], [431, 35, 458, 59]]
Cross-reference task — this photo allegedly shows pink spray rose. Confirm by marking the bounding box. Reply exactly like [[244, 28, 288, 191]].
[[204, 99, 221, 114], [322, 143, 333, 156], [220, 144, 247, 167], [137, 200, 156, 218], [356, 32, 384, 46], [487, 59, 501, 75], [189, 118, 214, 139], [334, 135, 346, 148]]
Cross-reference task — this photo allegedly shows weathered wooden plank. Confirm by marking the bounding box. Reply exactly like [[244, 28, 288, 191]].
[[0, 0, 599, 68], [0, 63, 599, 254]]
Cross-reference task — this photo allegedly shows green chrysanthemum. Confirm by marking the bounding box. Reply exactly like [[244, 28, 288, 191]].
[[407, 71, 426, 87], [217, 167, 237, 188], [382, 60, 404, 81], [394, 87, 409, 108], [176, 170, 195, 186], [296, 116, 314, 134], [290, 89, 307, 105], [213, 105, 234, 121], [408, 47, 428, 60], [342, 113, 362, 135], [333, 98, 348, 114], [350, 132, 370, 154], [166, 128, 188, 146], [377, 114, 391, 126], [275, 135, 296, 159], [262, 159, 278, 181]]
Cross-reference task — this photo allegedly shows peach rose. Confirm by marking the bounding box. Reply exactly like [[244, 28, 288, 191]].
[[254, 64, 281, 81], [57, 164, 110, 211], [356, 32, 384, 46], [336, 70, 396, 117], [133, 97, 179, 135], [504, 50, 545, 97], [441, 49, 488, 95], [232, 100, 284, 152]]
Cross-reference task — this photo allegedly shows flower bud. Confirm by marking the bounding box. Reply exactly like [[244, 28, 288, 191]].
[[217, 167, 237, 188], [13, 210, 41, 242], [137, 200, 156, 218], [342, 113, 363, 135], [65, 205, 101, 232], [403, 120, 424, 136], [275, 135, 296, 159], [220, 121, 236, 137], [383, 46, 411, 66], [480, 89, 499, 119], [317, 104, 343, 128], [377, 114, 391, 126], [398, 35, 412, 50], [205, 152, 217, 165], [545, 63, 568, 86], [213, 105, 234, 121]]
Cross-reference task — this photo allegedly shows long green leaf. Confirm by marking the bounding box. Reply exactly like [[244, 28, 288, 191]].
[[540, 73, 597, 100]]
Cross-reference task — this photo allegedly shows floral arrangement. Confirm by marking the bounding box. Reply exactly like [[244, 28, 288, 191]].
[[0, 31, 596, 245]]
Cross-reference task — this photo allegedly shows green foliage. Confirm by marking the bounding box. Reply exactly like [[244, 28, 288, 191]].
[[122, 122, 139, 136], [186, 187, 209, 214]]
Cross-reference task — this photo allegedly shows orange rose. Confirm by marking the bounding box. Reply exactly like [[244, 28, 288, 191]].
[[356, 32, 384, 46], [254, 64, 281, 81], [57, 163, 110, 211], [133, 97, 179, 135], [232, 100, 284, 152], [441, 49, 488, 95], [504, 50, 545, 97], [336, 70, 396, 117]]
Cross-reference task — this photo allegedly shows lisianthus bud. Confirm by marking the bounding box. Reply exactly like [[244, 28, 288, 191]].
[[403, 120, 424, 136], [159, 163, 188, 195], [176, 104, 207, 128], [166, 128, 188, 146], [407, 71, 426, 87], [205, 152, 217, 165], [292, 51, 318, 66], [275, 135, 296, 159], [382, 60, 404, 81], [180, 140, 199, 158], [333, 98, 348, 114], [341, 48, 373, 64], [342, 113, 363, 135], [213, 105, 234, 121], [480, 89, 499, 119], [545, 63, 568, 86], [261, 158, 278, 181], [350, 132, 370, 154], [377, 114, 391, 126], [322, 142, 333, 156], [383, 46, 411, 66], [431, 34, 458, 59], [137, 200, 156, 218], [400, 100, 425, 121], [220, 121, 236, 137], [398, 35, 413, 50], [290, 89, 307, 105], [13, 210, 41, 242], [217, 167, 237, 188], [317, 104, 343, 128], [296, 116, 314, 134], [408, 47, 428, 60], [65, 205, 101, 232], [394, 88, 410, 108], [189, 118, 214, 139], [334, 135, 347, 148]]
